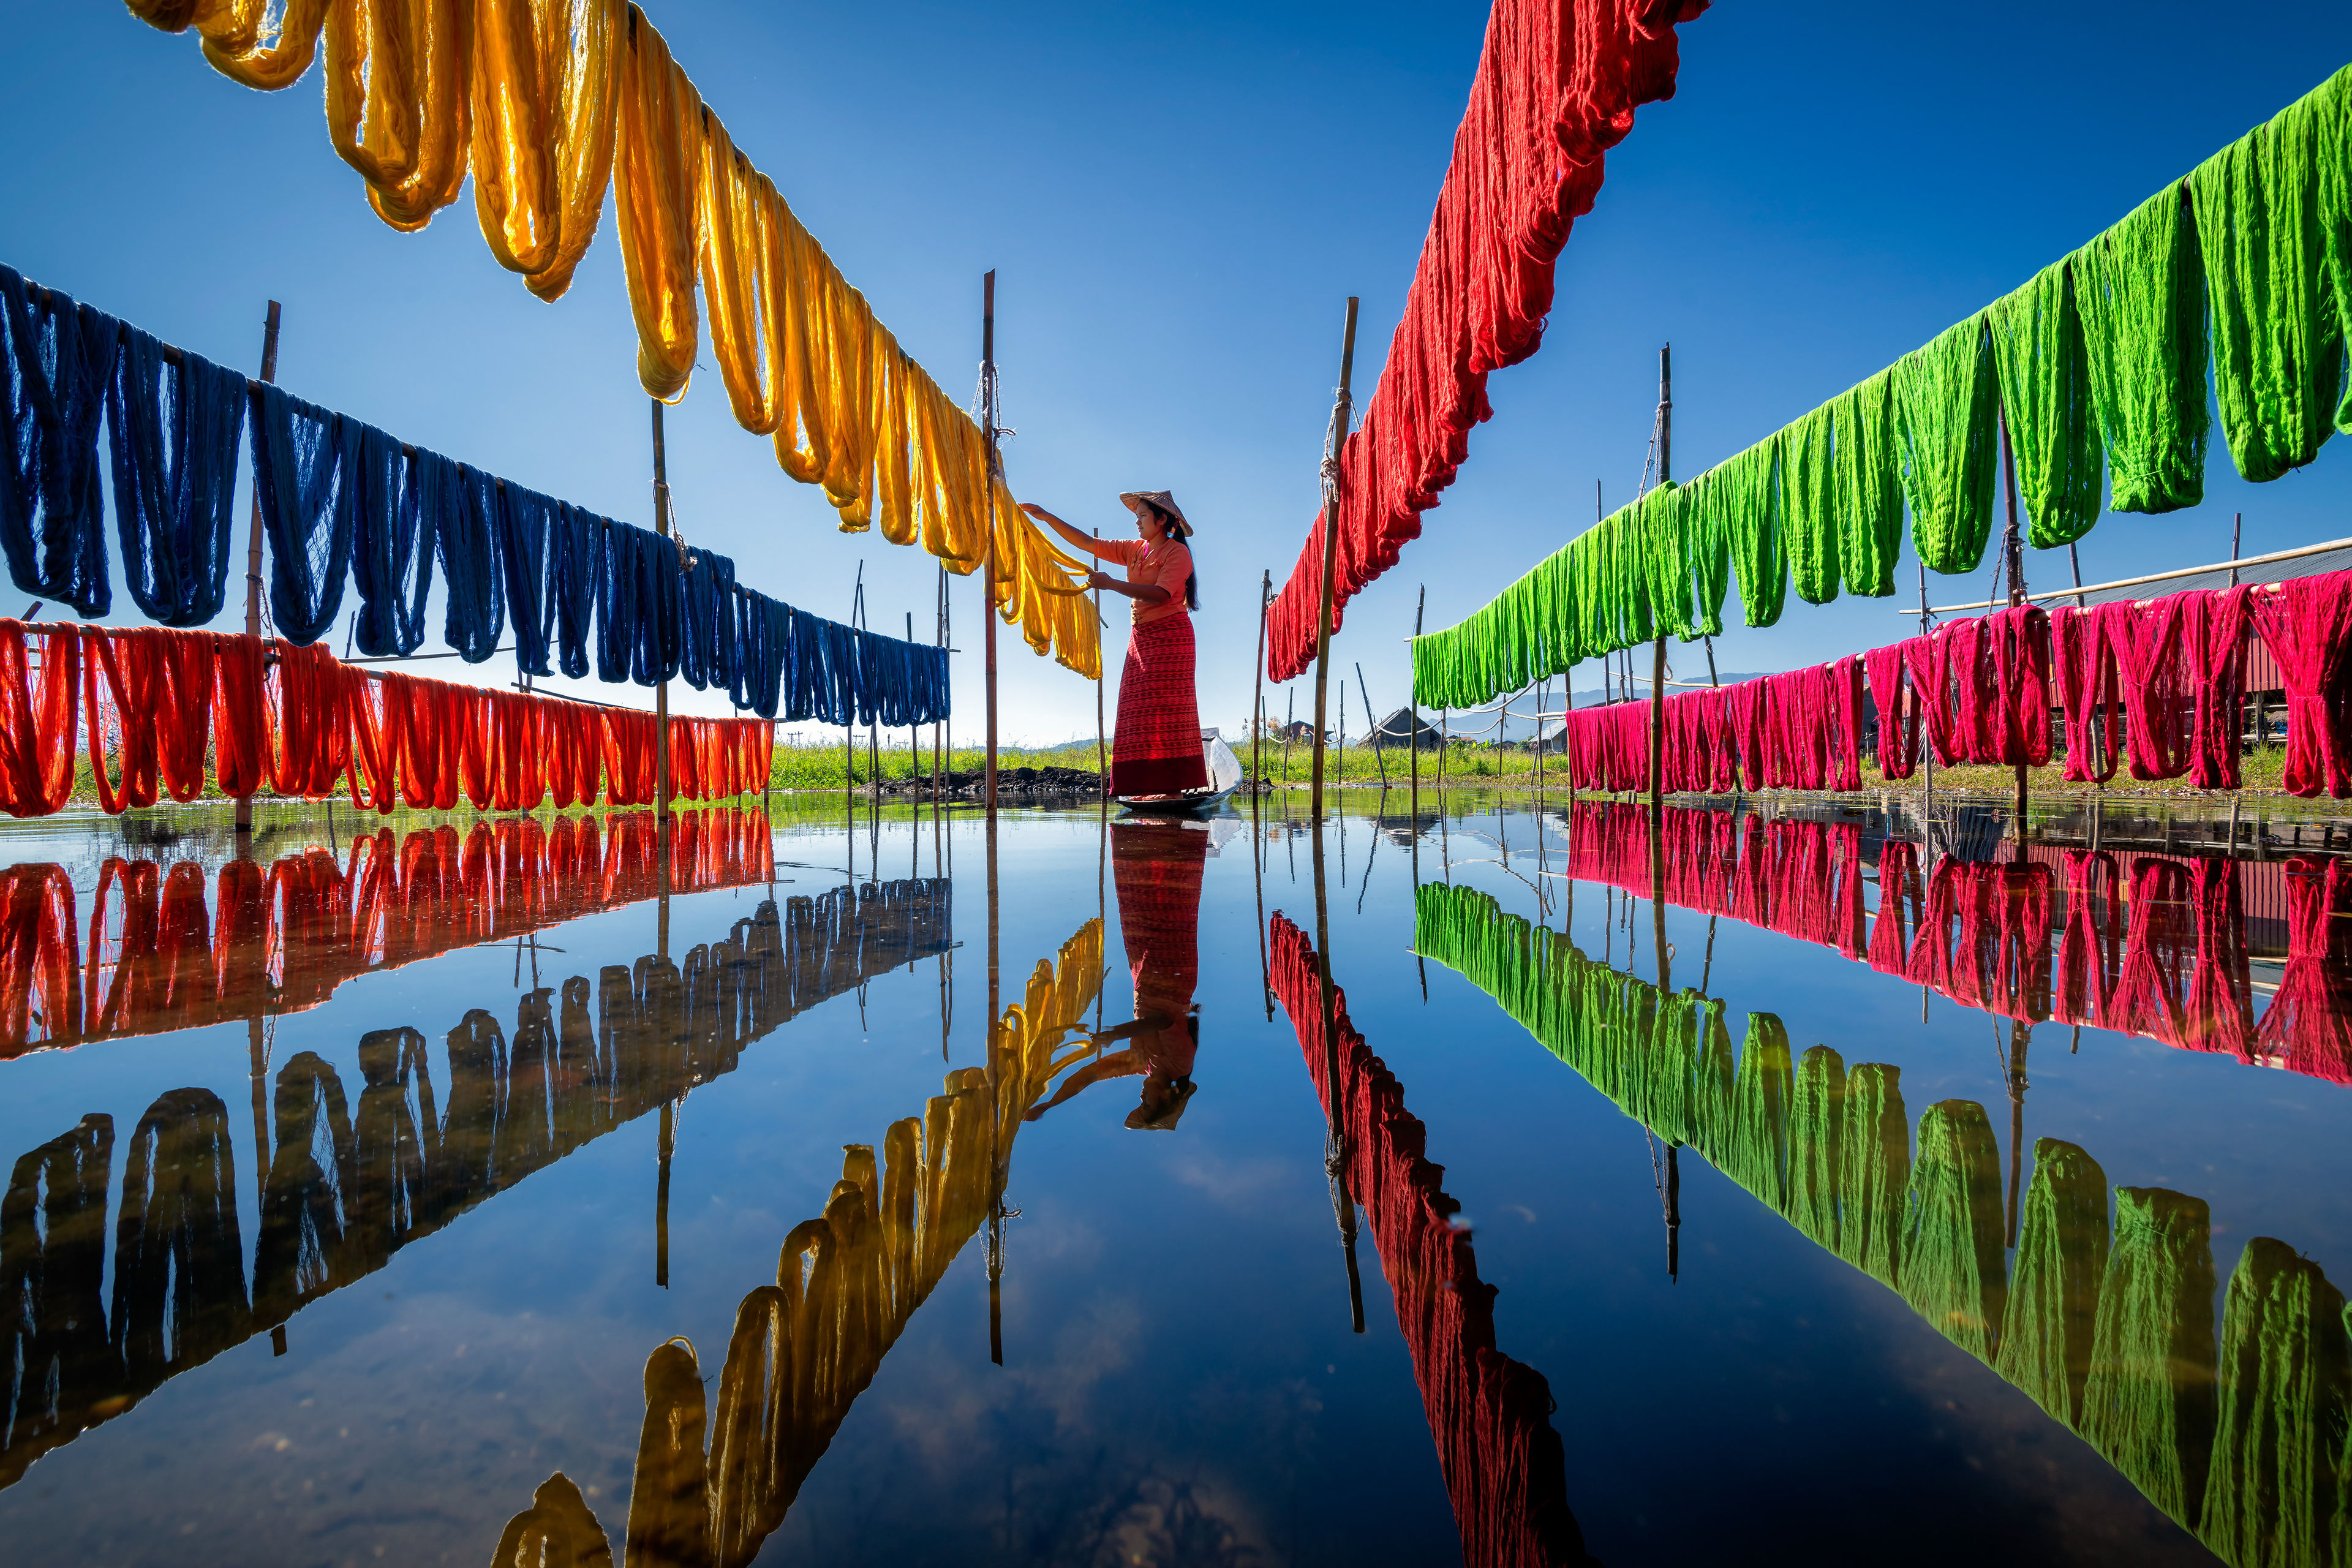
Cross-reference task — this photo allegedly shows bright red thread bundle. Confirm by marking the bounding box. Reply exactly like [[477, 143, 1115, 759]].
[[1265, 0, 1706, 682], [0, 620, 773, 819], [1520, 572, 2352, 801]]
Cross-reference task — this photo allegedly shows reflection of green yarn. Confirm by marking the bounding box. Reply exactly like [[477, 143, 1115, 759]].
[[1721, 1015, 1792, 1213], [2199, 1236, 2348, 1568], [1788, 1047, 1845, 1251], [1835, 1063, 1909, 1292], [1996, 1139, 2111, 1426], [1901, 1101, 2010, 1364], [2082, 1186, 2220, 1532]]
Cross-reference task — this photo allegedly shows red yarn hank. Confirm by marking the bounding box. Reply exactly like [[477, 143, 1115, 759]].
[[2048, 607, 2120, 784], [1863, 644, 1917, 781], [2101, 595, 2193, 780], [0, 622, 80, 818], [1265, 0, 1708, 682], [2246, 571, 2352, 798], [0, 620, 773, 818]]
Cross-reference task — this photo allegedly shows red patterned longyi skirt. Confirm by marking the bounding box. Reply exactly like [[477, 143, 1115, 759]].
[[1111, 612, 1208, 797]]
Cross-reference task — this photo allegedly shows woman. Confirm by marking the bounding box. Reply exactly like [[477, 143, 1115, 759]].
[[1023, 491, 1207, 799]]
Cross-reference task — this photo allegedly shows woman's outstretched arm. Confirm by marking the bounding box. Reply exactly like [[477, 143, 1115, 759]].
[[1022, 503, 1109, 557]]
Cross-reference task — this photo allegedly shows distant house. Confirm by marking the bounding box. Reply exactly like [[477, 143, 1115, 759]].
[[1370, 707, 1443, 748], [1274, 720, 1319, 743]]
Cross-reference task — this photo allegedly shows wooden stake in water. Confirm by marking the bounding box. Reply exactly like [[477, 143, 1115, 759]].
[[235, 300, 281, 846], [1310, 298, 1360, 822], [1409, 586, 1423, 816], [1356, 662, 1386, 790]]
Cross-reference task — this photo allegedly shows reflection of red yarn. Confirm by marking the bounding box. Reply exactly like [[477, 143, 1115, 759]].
[[1550, 802, 2343, 1082], [1270, 915, 1591, 1568], [0, 809, 775, 1060], [0, 619, 773, 820]]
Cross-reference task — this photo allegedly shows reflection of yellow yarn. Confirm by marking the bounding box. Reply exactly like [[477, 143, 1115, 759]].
[[122, 0, 1099, 680], [529, 918, 1106, 1566]]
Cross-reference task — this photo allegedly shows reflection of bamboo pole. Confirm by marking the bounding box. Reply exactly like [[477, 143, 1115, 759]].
[[2005, 1017, 2030, 1248], [1310, 767, 1364, 1333]]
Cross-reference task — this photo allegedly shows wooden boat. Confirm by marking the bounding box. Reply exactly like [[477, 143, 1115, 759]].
[[1117, 728, 1245, 816]]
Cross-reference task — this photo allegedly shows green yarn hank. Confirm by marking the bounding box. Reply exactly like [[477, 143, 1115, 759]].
[[2192, 75, 2345, 486], [1781, 404, 1841, 605], [1894, 314, 2000, 575], [1990, 260, 2105, 546], [1830, 369, 1904, 597], [2074, 183, 2211, 513], [1716, 434, 1788, 627]]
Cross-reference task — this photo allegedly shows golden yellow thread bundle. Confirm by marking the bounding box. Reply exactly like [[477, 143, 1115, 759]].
[[123, 0, 1098, 678]]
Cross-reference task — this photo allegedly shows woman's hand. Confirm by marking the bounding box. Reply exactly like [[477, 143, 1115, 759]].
[[1087, 571, 1118, 592], [1021, 502, 1063, 526]]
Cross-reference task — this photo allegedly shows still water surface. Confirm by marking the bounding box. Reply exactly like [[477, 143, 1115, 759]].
[[2, 794, 2348, 1566]]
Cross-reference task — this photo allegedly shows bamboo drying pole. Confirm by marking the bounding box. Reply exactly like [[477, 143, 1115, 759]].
[[234, 300, 281, 848], [1649, 345, 1670, 928], [979, 270, 1005, 1363], [982, 270, 1001, 819], [1096, 528, 1108, 794], [651, 401, 675, 853], [1998, 404, 2027, 844], [1356, 663, 1385, 789], [1309, 298, 1360, 822], [1253, 569, 1270, 793]]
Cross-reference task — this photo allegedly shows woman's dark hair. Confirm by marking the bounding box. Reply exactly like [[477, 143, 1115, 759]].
[[1146, 502, 1200, 611]]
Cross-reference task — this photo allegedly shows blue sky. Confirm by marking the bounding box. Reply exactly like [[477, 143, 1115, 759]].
[[7, 2, 2350, 744]]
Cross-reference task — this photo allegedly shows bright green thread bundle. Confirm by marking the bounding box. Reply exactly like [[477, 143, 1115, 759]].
[[1895, 315, 2000, 575], [2073, 183, 2211, 513], [1716, 435, 1787, 628], [1990, 262, 2105, 545], [1415, 68, 2352, 669], [1830, 369, 1904, 597], [1781, 405, 1840, 605], [2193, 76, 2346, 486], [1409, 480, 1720, 709]]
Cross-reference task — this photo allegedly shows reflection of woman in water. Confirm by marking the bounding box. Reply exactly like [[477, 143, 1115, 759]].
[[1028, 818, 1209, 1130], [1022, 491, 1207, 800]]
